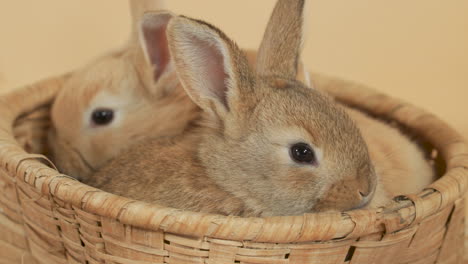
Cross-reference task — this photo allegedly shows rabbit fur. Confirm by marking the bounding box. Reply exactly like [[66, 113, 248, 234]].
[[48, 1, 310, 182], [89, 0, 391, 217], [57, 0, 434, 216]]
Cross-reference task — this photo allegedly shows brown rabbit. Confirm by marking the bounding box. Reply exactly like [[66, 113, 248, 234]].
[[48, 0, 310, 182], [89, 0, 379, 217], [48, 0, 197, 181]]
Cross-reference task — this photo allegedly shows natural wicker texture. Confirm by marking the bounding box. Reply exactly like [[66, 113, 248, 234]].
[[0, 73, 466, 264]]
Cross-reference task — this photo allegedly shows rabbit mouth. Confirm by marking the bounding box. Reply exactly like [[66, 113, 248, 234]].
[[351, 187, 376, 210], [70, 147, 97, 175], [57, 140, 97, 180], [350, 194, 372, 210], [49, 129, 97, 180]]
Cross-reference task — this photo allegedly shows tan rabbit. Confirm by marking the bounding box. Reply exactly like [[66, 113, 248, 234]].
[[48, 0, 310, 182], [89, 0, 379, 217], [48, 0, 197, 181]]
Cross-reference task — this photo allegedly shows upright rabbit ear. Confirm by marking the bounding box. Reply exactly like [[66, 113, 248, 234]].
[[138, 11, 174, 82], [256, 0, 308, 79], [166, 16, 254, 117], [129, 0, 167, 37], [297, 60, 312, 87]]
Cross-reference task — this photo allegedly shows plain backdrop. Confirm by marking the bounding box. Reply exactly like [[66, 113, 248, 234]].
[[0, 0, 466, 135], [0, 0, 467, 253]]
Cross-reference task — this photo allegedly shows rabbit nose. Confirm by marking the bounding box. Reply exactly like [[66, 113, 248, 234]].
[[351, 184, 375, 210], [359, 189, 372, 204], [357, 170, 376, 197], [355, 175, 376, 209], [352, 191, 372, 210], [358, 182, 375, 200], [359, 190, 372, 199]]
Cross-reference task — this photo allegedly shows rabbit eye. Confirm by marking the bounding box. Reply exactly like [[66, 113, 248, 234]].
[[91, 108, 114, 126], [290, 143, 316, 164]]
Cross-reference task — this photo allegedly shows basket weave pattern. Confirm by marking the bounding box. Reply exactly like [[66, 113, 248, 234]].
[[0, 74, 466, 264]]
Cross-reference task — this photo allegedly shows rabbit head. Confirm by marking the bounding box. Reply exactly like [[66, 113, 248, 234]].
[[166, 0, 377, 215], [49, 11, 198, 181]]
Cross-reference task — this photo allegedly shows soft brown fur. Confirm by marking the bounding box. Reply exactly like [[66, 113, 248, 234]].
[[48, 1, 310, 182], [90, 0, 380, 217], [48, 49, 198, 180], [49, 3, 199, 181]]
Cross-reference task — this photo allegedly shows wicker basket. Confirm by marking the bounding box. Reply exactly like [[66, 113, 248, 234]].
[[0, 73, 466, 264]]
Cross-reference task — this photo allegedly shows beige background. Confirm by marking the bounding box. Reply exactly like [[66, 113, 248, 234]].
[[0, 0, 466, 136], [0, 0, 467, 254]]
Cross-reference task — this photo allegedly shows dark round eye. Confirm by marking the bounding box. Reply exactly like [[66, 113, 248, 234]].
[[91, 108, 114, 126], [290, 143, 316, 164]]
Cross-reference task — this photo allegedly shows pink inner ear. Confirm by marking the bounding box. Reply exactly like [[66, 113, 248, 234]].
[[142, 19, 171, 81], [190, 35, 229, 109]]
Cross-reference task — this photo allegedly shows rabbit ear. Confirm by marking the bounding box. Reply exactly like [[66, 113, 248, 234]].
[[166, 16, 253, 116], [256, 0, 307, 79], [297, 60, 312, 87], [129, 0, 167, 36], [138, 11, 174, 82]]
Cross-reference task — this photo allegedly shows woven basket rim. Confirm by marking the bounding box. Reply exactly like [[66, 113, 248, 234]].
[[0, 73, 466, 243]]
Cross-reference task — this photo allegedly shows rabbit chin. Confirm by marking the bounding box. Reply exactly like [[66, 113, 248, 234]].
[[48, 131, 97, 181]]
